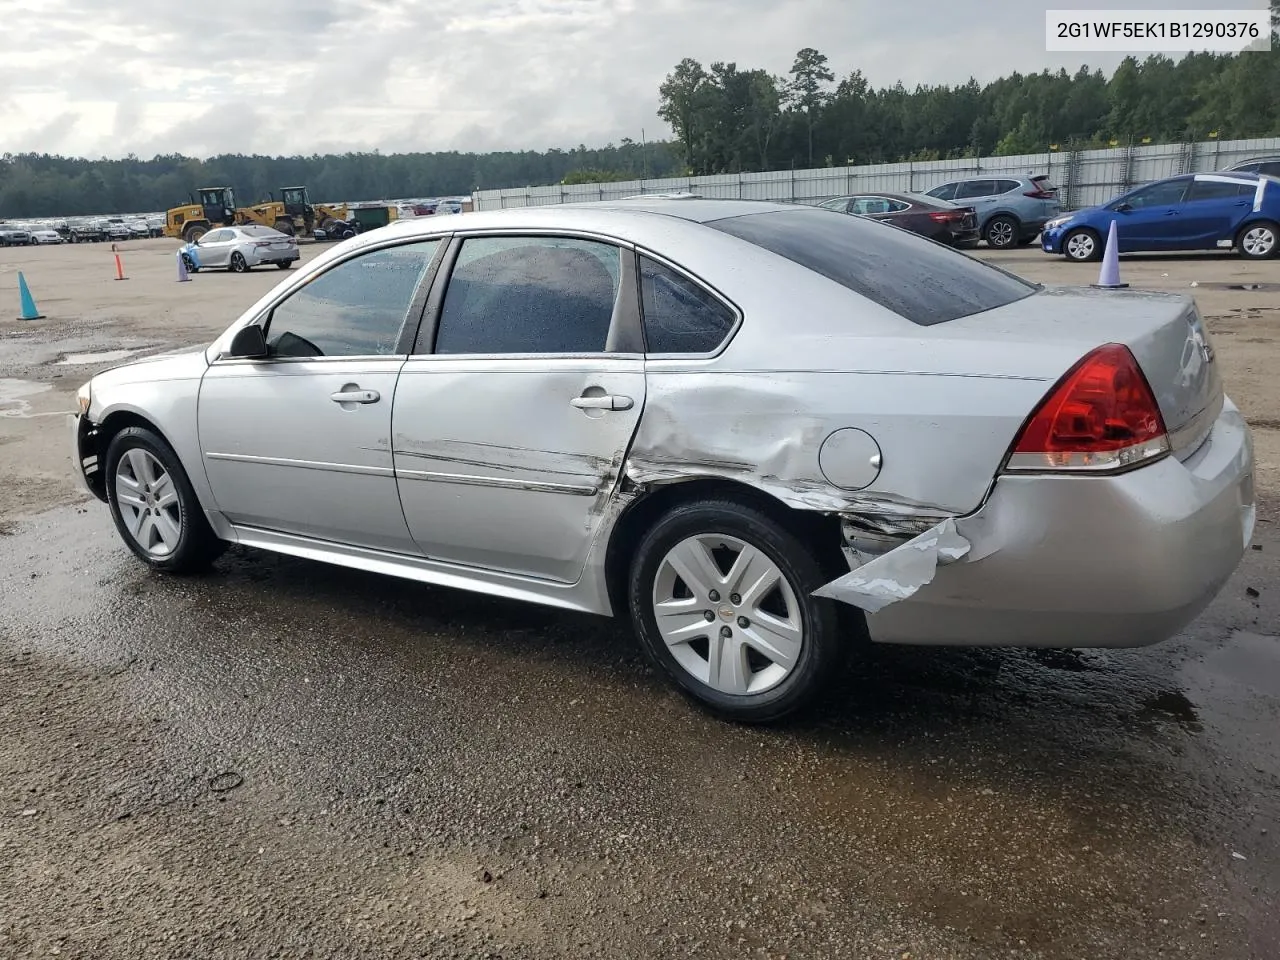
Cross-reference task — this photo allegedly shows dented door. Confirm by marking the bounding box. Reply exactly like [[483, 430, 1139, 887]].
[[392, 357, 645, 582]]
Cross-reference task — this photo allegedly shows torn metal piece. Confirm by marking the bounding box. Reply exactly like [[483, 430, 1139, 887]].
[[812, 518, 971, 613]]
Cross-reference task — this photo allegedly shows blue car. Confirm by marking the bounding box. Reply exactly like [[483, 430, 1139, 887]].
[[1041, 172, 1280, 261]]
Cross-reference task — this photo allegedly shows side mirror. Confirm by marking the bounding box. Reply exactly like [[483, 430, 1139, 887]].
[[225, 324, 268, 359], [1113, 202, 1133, 213]]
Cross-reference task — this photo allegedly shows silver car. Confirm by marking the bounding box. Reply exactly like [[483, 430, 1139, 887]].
[[922, 175, 1061, 248], [69, 200, 1255, 722], [181, 225, 300, 273]]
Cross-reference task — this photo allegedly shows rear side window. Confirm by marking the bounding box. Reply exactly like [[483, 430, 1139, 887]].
[[705, 208, 1036, 327], [639, 256, 736, 354], [993, 179, 1022, 194], [433, 236, 622, 354], [925, 183, 958, 201], [1187, 179, 1255, 202], [955, 180, 998, 199]]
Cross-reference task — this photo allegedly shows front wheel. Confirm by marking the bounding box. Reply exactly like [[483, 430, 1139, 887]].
[[105, 426, 225, 573], [230, 252, 249, 273], [1063, 227, 1102, 262], [1237, 221, 1278, 259], [628, 499, 847, 723]]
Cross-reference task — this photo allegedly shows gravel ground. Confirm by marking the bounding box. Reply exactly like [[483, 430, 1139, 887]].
[[1, 236, 1278, 959]]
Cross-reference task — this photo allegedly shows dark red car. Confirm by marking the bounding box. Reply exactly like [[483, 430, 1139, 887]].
[[817, 192, 980, 247]]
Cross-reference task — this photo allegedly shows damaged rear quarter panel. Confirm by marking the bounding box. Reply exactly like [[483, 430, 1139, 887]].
[[623, 363, 1056, 519]]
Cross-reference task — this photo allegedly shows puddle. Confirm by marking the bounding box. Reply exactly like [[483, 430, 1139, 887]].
[[56, 349, 140, 366], [0, 378, 54, 418], [1137, 689, 1200, 726]]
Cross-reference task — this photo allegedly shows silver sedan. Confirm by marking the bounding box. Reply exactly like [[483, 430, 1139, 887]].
[[181, 224, 300, 273], [70, 200, 1256, 722]]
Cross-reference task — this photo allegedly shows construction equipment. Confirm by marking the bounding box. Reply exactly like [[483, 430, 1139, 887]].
[[164, 187, 238, 243], [164, 185, 348, 243], [236, 186, 348, 237]]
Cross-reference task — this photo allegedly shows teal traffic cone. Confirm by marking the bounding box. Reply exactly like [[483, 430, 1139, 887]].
[[16, 272, 45, 320]]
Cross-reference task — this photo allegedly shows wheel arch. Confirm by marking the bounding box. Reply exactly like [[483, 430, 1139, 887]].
[[602, 477, 847, 619], [88, 404, 208, 508]]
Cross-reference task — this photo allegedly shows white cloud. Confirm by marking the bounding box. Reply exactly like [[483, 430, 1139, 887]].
[[0, 0, 1257, 158]]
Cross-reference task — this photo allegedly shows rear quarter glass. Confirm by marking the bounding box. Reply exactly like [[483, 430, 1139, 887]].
[[705, 208, 1037, 326]]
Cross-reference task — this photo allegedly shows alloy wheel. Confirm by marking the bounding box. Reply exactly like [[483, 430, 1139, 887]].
[[651, 534, 804, 696], [1066, 232, 1096, 260], [114, 448, 182, 558], [1242, 225, 1276, 257], [988, 219, 1015, 247]]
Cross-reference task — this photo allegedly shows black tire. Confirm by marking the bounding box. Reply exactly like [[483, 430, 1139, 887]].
[[983, 214, 1019, 249], [183, 224, 207, 244], [1237, 220, 1279, 260], [277, 260, 293, 269], [273, 219, 295, 236], [628, 498, 847, 723], [180, 253, 199, 273], [1062, 227, 1103, 262], [104, 426, 225, 574], [230, 252, 249, 273]]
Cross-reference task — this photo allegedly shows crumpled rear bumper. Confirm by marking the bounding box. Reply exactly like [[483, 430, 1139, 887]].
[[821, 399, 1255, 648]]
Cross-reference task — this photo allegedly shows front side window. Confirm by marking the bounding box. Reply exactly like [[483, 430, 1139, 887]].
[[640, 256, 736, 354], [432, 236, 622, 355], [264, 240, 440, 358], [1122, 180, 1189, 209]]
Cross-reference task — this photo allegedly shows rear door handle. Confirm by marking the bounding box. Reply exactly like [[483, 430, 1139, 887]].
[[571, 394, 633, 411], [1165, 210, 1180, 216], [330, 389, 380, 404]]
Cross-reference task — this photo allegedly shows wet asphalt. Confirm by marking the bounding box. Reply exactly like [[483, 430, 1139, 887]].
[[1, 503, 1278, 959]]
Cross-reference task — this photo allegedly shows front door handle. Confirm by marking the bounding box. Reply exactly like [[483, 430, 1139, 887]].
[[330, 388, 380, 404], [1164, 210, 1179, 215], [571, 394, 633, 411]]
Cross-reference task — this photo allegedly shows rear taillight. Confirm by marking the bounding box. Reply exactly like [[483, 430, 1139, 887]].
[[1024, 189, 1055, 199], [928, 211, 964, 222], [1005, 343, 1170, 472]]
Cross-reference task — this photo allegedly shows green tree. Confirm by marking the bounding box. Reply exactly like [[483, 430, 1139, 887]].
[[786, 48, 834, 167], [657, 58, 709, 173]]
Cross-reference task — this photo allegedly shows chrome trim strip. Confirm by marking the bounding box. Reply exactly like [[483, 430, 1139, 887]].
[[395, 467, 597, 496], [205, 452, 393, 477]]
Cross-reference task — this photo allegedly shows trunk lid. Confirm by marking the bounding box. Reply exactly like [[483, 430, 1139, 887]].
[[936, 285, 1223, 458]]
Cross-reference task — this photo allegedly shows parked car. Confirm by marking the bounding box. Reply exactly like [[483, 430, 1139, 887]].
[[69, 220, 107, 243], [69, 200, 1254, 722], [314, 219, 357, 241], [1224, 156, 1280, 178], [104, 220, 131, 242], [1041, 171, 1280, 261], [817, 192, 979, 246], [126, 220, 150, 238], [181, 224, 299, 273], [0, 224, 32, 246], [921, 175, 1060, 248], [30, 228, 63, 244]]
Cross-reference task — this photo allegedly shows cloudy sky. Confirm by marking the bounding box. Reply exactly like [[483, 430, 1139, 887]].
[[0, 0, 1265, 159]]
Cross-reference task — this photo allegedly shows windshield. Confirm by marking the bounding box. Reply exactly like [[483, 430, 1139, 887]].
[[705, 207, 1037, 326]]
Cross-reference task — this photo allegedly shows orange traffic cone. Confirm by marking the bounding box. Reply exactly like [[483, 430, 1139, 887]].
[[111, 243, 128, 281]]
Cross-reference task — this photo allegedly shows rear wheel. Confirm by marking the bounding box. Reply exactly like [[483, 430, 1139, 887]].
[[1238, 221, 1278, 259], [628, 499, 846, 723], [276, 261, 293, 270], [984, 215, 1019, 249], [182, 224, 207, 244], [105, 426, 225, 574], [230, 252, 249, 273], [273, 219, 295, 236], [1063, 227, 1102, 262]]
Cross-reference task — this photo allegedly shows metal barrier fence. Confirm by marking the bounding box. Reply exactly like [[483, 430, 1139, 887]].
[[472, 137, 1280, 212]]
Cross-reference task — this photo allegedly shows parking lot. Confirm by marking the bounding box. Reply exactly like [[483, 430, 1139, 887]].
[[1, 237, 1278, 958]]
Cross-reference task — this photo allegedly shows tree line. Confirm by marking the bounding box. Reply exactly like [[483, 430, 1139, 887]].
[[0, 143, 686, 219], [659, 45, 1280, 176], [2, 15, 1278, 219]]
